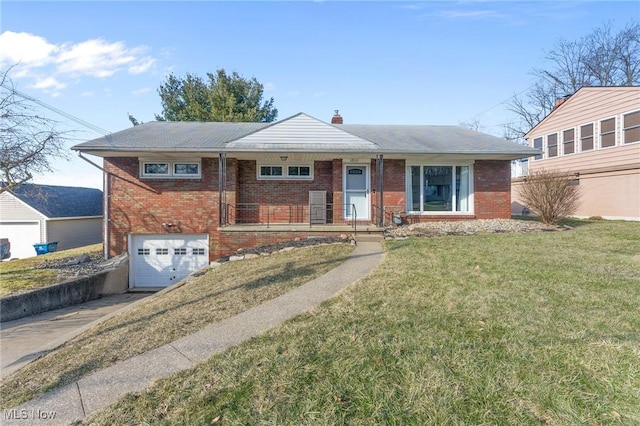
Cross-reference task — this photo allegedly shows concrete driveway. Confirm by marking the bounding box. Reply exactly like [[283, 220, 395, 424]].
[[1, 292, 151, 378]]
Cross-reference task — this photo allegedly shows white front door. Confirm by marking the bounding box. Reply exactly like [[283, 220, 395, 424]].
[[344, 165, 369, 220]]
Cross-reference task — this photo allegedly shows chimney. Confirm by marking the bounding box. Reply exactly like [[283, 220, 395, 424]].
[[553, 94, 571, 110], [331, 110, 343, 125]]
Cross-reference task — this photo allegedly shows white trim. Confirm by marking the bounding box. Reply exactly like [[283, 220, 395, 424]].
[[598, 115, 617, 149], [561, 127, 576, 156], [578, 121, 595, 153], [342, 163, 370, 220], [405, 164, 475, 215], [622, 109, 640, 145], [256, 162, 314, 180], [46, 215, 103, 221], [139, 159, 202, 179]]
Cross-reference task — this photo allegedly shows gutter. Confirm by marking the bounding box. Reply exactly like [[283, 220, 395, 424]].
[[77, 152, 110, 259]]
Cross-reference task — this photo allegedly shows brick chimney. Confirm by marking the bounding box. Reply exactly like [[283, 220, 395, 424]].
[[553, 94, 571, 110], [331, 110, 343, 124]]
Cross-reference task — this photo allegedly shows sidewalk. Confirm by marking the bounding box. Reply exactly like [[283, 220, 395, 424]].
[[3, 240, 385, 425]]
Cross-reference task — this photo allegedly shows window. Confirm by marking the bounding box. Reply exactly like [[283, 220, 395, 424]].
[[562, 129, 575, 155], [140, 159, 201, 179], [174, 248, 187, 255], [580, 123, 594, 151], [533, 137, 543, 160], [407, 165, 472, 214], [600, 117, 616, 148], [137, 248, 150, 256], [156, 248, 168, 255], [547, 133, 558, 158], [288, 166, 310, 176], [193, 248, 206, 256], [623, 110, 640, 144], [143, 163, 169, 177], [258, 163, 313, 180]]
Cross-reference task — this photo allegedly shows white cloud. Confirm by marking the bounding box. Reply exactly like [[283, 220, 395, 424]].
[[0, 31, 57, 68], [81, 91, 94, 97], [31, 76, 66, 91], [0, 31, 157, 93], [264, 82, 276, 91]]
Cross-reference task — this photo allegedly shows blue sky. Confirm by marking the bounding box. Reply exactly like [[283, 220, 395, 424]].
[[1, 1, 638, 189]]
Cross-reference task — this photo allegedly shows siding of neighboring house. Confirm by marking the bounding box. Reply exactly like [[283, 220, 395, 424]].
[[512, 87, 640, 220], [0, 191, 47, 258], [47, 217, 103, 251]]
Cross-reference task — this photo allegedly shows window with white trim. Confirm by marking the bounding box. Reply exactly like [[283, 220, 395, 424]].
[[533, 137, 543, 160], [140, 160, 201, 179], [580, 123, 594, 151], [547, 133, 558, 158], [623, 110, 640, 144], [562, 128, 575, 155], [600, 117, 616, 148], [257, 163, 314, 180], [407, 165, 472, 214]]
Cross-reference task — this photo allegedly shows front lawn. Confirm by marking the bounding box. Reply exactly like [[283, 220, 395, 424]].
[[86, 220, 640, 425]]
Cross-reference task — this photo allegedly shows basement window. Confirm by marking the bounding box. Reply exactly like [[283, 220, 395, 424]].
[[258, 163, 314, 180], [140, 159, 201, 179]]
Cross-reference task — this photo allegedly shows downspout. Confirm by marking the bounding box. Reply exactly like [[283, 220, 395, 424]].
[[77, 152, 109, 259], [377, 154, 384, 227]]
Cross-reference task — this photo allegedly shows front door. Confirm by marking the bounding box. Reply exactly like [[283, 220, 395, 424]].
[[344, 165, 369, 220]]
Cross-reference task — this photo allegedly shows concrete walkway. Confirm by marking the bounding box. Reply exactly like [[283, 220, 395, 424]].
[[3, 240, 384, 425], [1, 293, 152, 378]]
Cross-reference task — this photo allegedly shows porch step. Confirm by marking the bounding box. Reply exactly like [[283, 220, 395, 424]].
[[355, 234, 384, 243]]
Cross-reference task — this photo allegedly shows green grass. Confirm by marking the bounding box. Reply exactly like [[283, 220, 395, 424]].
[[84, 220, 640, 425], [0, 243, 354, 408], [0, 244, 102, 296]]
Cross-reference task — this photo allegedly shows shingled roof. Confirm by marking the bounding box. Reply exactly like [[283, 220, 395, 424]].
[[72, 112, 539, 158], [7, 183, 103, 218]]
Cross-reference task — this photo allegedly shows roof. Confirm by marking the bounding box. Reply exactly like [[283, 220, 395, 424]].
[[524, 86, 640, 139], [6, 183, 103, 218], [73, 112, 539, 159]]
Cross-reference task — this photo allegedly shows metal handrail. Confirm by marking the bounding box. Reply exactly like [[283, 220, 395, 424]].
[[223, 202, 358, 231]]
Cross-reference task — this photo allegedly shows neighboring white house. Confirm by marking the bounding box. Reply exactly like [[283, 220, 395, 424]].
[[0, 183, 103, 259]]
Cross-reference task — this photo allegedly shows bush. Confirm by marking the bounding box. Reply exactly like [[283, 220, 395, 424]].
[[518, 169, 582, 225]]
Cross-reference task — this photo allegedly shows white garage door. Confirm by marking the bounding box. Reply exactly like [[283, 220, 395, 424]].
[[0, 221, 41, 259], [130, 234, 209, 288]]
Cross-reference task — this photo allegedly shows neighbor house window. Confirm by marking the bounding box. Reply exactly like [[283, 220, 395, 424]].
[[580, 123, 594, 151], [623, 110, 640, 144], [407, 165, 472, 214], [258, 163, 313, 180], [562, 128, 575, 155], [547, 133, 558, 158], [140, 159, 201, 179], [533, 137, 543, 160], [600, 117, 616, 148]]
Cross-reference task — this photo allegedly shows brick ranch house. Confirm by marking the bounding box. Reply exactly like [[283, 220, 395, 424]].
[[72, 112, 539, 288]]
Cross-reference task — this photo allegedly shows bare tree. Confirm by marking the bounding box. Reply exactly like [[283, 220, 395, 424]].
[[508, 20, 640, 139], [0, 68, 68, 193], [518, 169, 582, 225]]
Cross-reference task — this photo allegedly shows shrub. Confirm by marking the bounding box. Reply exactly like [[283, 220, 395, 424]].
[[518, 169, 582, 225]]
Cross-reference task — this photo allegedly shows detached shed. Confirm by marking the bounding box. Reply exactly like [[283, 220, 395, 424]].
[[0, 183, 103, 259]]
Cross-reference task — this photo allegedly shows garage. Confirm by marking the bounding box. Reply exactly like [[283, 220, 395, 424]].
[[129, 234, 209, 288], [0, 221, 41, 259]]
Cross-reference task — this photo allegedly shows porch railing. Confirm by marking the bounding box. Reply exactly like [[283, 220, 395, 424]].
[[223, 203, 357, 232]]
